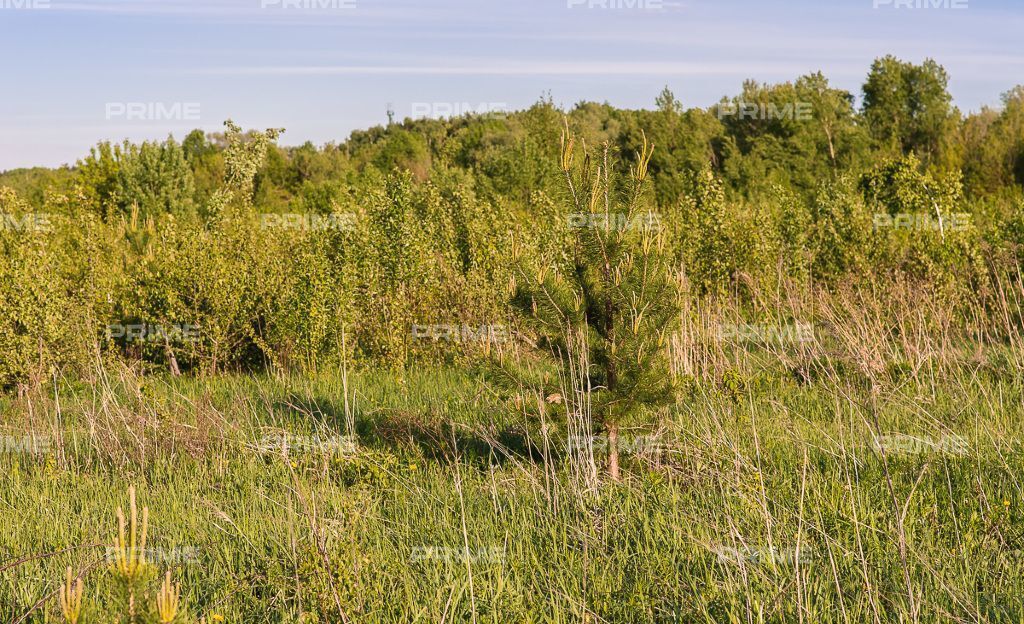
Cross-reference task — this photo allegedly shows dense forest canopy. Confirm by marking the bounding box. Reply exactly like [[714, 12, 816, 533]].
[[4, 58, 1023, 212]]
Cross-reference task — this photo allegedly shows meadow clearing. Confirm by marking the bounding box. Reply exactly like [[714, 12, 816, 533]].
[[3, 298, 1024, 622]]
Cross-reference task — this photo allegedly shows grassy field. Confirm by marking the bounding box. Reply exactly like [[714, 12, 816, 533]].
[[3, 9, 1024, 621], [3, 344, 1024, 623]]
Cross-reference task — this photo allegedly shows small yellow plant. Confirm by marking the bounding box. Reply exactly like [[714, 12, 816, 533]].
[[156, 570, 181, 623], [112, 485, 149, 581], [51, 486, 192, 622], [559, 118, 575, 173], [59, 567, 84, 624], [630, 130, 655, 183]]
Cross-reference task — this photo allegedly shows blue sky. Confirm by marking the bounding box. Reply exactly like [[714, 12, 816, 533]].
[[1, 0, 1022, 171]]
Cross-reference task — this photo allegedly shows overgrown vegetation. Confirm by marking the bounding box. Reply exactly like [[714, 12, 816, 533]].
[[1, 59, 1022, 386], [2, 57, 1024, 622]]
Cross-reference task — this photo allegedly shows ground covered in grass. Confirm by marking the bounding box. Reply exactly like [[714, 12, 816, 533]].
[[3, 362, 1024, 623]]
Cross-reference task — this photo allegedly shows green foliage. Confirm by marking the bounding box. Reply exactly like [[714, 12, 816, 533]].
[[717, 73, 867, 196], [116, 138, 196, 219], [859, 155, 986, 292], [372, 128, 431, 179], [2, 61, 1024, 385], [808, 176, 872, 281], [5, 366, 1024, 622], [73, 142, 124, 217], [860, 153, 960, 216], [0, 196, 70, 389], [510, 127, 681, 445], [210, 120, 284, 214], [677, 165, 735, 296], [5, 60, 1024, 624], [862, 56, 958, 167], [962, 86, 1024, 194], [0, 167, 73, 208], [71, 138, 196, 221]]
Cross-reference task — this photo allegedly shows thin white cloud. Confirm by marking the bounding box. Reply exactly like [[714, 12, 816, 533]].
[[43, 0, 478, 21], [46, 0, 241, 15], [191, 60, 846, 77]]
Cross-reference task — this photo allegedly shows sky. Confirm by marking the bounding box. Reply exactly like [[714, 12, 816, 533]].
[[1, 0, 1022, 171]]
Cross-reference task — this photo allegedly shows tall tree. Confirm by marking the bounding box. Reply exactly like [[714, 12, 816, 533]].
[[962, 86, 1024, 193], [862, 56, 957, 167], [715, 74, 865, 195], [510, 123, 681, 480], [116, 137, 195, 220]]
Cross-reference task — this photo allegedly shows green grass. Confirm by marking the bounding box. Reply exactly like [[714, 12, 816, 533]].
[[3, 361, 1024, 623]]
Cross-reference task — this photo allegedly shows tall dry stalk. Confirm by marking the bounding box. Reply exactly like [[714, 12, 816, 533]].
[[559, 325, 598, 494]]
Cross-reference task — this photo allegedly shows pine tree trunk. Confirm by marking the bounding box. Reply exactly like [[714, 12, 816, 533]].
[[607, 423, 620, 481]]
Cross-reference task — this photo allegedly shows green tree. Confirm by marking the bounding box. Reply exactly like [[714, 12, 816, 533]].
[[74, 142, 124, 218], [373, 128, 431, 180], [116, 137, 195, 219], [510, 124, 681, 480], [862, 56, 957, 167], [808, 177, 871, 281], [208, 120, 283, 216], [655, 86, 683, 115], [182, 129, 224, 205], [962, 86, 1024, 193], [796, 72, 867, 171], [717, 74, 866, 195], [678, 164, 734, 295], [625, 97, 724, 207]]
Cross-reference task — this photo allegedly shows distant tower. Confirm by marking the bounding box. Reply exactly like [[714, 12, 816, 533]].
[[386, 103, 395, 126]]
